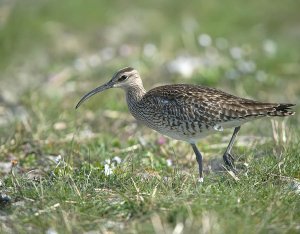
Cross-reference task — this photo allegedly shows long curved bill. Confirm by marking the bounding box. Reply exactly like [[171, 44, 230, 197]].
[[75, 82, 113, 109]]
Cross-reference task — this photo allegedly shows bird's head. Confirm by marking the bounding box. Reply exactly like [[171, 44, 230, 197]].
[[75, 67, 141, 109]]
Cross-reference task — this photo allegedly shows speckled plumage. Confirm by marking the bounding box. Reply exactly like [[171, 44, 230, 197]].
[[127, 84, 294, 143], [76, 67, 295, 182]]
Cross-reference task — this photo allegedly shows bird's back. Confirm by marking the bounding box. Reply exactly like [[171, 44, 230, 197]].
[[129, 84, 294, 142]]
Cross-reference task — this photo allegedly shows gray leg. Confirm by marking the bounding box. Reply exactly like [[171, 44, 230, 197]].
[[191, 143, 203, 182], [223, 126, 241, 172]]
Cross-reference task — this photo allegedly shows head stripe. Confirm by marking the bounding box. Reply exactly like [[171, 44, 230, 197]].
[[112, 67, 135, 78]]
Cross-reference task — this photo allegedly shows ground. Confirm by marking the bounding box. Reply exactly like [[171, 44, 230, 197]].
[[0, 0, 299, 233]]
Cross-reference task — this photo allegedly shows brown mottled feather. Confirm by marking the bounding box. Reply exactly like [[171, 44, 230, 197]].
[[141, 84, 295, 123], [125, 83, 295, 142]]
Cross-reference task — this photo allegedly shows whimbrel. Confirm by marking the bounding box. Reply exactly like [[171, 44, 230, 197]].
[[76, 67, 295, 182]]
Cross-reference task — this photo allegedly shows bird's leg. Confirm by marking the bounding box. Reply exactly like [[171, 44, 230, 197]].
[[223, 126, 241, 173], [191, 143, 204, 182]]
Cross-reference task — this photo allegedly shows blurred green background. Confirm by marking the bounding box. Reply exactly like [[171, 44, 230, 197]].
[[0, 0, 299, 233], [0, 0, 299, 140]]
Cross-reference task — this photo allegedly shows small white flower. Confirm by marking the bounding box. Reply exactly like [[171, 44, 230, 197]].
[[143, 43, 157, 57], [46, 228, 58, 234], [168, 55, 201, 78], [263, 39, 277, 56], [88, 54, 101, 67], [119, 44, 133, 57], [100, 47, 115, 61], [113, 156, 122, 164], [55, 155, 61, 164], [198, 34, 212, 47], [104, 164, 113, 176], [230, 47, 243, 60], [236, 60, 256, 73], [74, 58, 87, 71], [166, 159, 173, 167], [256, 70, 267, 82]]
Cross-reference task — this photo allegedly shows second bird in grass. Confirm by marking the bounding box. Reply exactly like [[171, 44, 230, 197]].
[[76, 67, 295, 182]]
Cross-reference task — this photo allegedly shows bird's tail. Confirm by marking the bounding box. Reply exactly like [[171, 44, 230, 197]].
[[238, 102, 296, 118], [266, 103, 295, 117]]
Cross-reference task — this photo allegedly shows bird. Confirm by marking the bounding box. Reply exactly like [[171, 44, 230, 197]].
[[76, 67, 295, 182]]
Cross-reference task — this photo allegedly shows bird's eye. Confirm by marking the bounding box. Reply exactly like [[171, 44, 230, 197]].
[[118, 75, 128, 82]]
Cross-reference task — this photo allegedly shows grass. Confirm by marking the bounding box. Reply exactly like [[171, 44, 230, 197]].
[[0, 0, 300, 233], [2, 140, 300, 233]]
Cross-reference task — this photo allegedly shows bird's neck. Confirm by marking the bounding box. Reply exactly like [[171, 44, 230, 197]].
[[125, 84, 146, 104]]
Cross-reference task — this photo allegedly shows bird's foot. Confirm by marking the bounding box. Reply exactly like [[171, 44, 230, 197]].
[[223, 152, 238, 174]]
